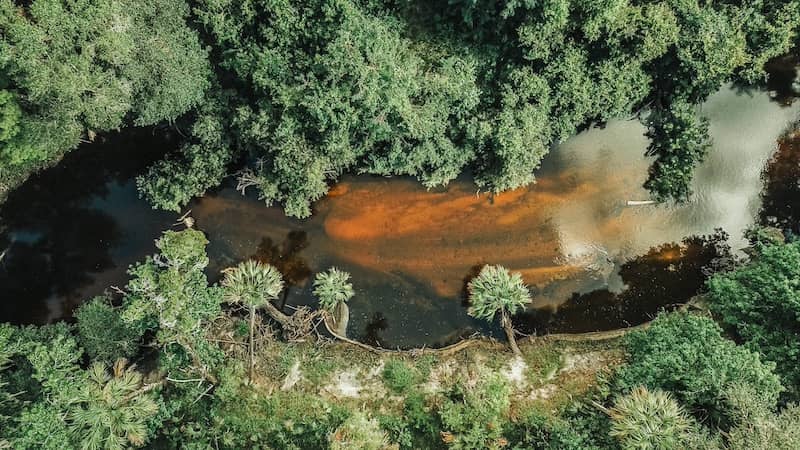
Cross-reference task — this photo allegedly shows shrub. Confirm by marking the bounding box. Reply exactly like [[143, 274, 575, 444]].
[[506, 411, 587, 450], [608, 386, 696, 450], [707, 240, 800, 396], [614, 312, 782, 428], [438, 375, 511, 449], [329, 412, 392, 450], [75, 296, 140, 364], [382, 360, 418, 394]]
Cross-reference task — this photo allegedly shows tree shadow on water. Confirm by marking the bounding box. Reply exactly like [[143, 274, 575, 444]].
[[362, 312, 388, 348], [0, 129, 172, 323], [250, 230, 312, 308], [513, 230, 732, 335]]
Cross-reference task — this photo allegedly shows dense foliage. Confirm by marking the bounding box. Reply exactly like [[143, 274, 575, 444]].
[[1, 0, 797, 213], [614, 312, 782, 427], [133, 0, 797, 216], [1, 228, 800, 448], [2, 0, 800, 446], [708, 238, 800, 398], [0, 0, 210, 199]]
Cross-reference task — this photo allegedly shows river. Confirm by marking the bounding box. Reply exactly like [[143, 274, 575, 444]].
[[1, 68, 798, 348]]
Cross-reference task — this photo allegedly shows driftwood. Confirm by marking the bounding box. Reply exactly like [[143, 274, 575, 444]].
[[626, 200, 657, 206]]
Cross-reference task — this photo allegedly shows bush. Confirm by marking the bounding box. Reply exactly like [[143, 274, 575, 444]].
[[382, 360, 419, 394], [329, 412, 392, 450], [438, 375, 511, 449], [75, 296, 141, 363], [614, 312, 782, 428], [707, 239, 800, 396], [608, 386, 697, 450], [726, 384, 800, 449], [506, 411, 587, 450]]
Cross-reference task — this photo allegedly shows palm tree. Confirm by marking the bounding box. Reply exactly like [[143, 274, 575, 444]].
[[467, 265, 531, 356], [68, 359, 159, 450], [329, 412, 393, 450], [313, 267, 354, 336], [607, 386, 695, 450], [222, 260, 285, 382]]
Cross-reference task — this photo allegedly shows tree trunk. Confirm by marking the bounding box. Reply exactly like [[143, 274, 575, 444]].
[[262, 300, 292, 328], [501, 310, 522, 357], [249, 305, 256, 383], [333, 302, 349, 337]]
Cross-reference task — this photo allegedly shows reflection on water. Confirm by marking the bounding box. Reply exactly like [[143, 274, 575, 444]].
[[765, 54, 800, 107], [760, 128, 800, 235], [0, 129, 177, 323], [0, 66, 798, 348], [515, 231, 732, 335], [250, 231, 312, 307]]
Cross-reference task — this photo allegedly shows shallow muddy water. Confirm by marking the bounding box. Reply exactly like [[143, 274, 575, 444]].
[[1, 77, 798, 348]]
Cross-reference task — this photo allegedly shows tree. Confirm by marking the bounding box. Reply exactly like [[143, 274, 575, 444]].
[[121, 230, 223, 379], [725, 384, 800, 450], [313, 267, 354, 336], [178, 0, 484, 217], [614, 312, 783, 428], [707, 239, 800, 397], [329, 412, 393, 450], [222, 260, 284, 382], [0, 324, 17, 447], [67, 360, 159, 450], [75, 297, 141, 364], [467, 265, 531, 356], [0, 0, 210, 198], [137, 90, 233, 212], [607, 386, 697, 450], [313, 268, 355, 312], [1, 322, 159, 450], [644, 98, 711, 202]]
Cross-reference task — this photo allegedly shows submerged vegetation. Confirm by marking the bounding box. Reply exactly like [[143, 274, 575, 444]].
[[2, 0, 800, 448]]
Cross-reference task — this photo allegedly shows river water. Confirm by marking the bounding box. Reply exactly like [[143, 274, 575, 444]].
[[1, 70, 798, 348]]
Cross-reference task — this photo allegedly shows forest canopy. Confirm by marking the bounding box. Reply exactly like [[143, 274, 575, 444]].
[[0, 0, 210, 198], [2, 0, 799, 214]]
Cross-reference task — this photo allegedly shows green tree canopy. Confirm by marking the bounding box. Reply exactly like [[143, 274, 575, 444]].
[[313, 267, 355, 312], [614, 312, 783, 428], [707, 239, 800, 397], [75, 297, 141, 365], [467, 265, 532, 321], [134, 0, 800, 216], [0, 0, 209, 198], [121, 229, 223, 373]]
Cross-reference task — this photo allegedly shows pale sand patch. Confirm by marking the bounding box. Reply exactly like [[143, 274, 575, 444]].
[[559, 351, 606, 374], [326, 370, 362, 398], [281, 360, 302, 391], [529, 384, 558, 401], [425, 360, 456, 393], [502, 356, 528, 390]]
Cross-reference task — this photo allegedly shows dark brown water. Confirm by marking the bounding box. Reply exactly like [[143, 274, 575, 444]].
[[1, 76, 798, 348]]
